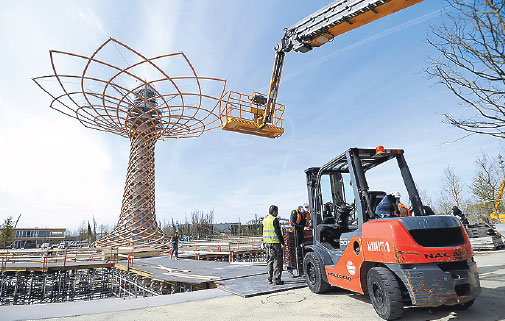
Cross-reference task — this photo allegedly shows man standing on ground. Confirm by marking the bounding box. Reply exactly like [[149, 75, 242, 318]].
[[290, 203, 310, 275], [263, 205, 284, 285], [171, 231, 179, 259]]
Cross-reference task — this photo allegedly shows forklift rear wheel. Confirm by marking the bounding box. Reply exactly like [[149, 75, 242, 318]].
[[304, 252, 331, 294], [367, 267, 404, 320]]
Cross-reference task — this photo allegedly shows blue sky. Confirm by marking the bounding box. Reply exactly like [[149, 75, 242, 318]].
[[0, 0, 502, 230]]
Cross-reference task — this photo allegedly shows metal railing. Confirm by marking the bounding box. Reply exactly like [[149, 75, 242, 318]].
[[219, 91, 285, 129]]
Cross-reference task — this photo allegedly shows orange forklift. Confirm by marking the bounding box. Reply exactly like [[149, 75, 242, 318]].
[[302, 147, 480, 320]]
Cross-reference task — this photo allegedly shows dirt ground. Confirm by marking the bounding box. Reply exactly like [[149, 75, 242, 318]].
[[37, 250, 505, 321]]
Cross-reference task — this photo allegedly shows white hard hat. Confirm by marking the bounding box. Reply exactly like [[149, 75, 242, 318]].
[[393, 192, 401, 198], [302, 203, 309, 209]]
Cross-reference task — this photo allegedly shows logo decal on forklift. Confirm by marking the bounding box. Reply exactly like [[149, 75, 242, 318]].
[[366, 241, 390, 252], [424, 249, 471, 259], [346, 260, 356, 275], [328, 272, 352, 281]]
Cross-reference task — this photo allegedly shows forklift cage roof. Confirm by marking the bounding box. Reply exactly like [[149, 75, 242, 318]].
[[305, 147, 426, 232], [319, 147, 403, 174]]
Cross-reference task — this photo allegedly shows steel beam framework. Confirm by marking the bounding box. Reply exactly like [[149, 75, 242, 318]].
[[0, 268, 198, 305]]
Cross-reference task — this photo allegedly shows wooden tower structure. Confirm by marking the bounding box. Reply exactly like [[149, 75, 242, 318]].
[[33, 38, 226, 247]]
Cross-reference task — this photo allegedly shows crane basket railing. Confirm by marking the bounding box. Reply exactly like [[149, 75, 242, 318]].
[[219, 91, 285, 138]]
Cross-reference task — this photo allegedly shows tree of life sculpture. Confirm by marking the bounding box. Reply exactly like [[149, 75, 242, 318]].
[[33, 38, 226, 247]]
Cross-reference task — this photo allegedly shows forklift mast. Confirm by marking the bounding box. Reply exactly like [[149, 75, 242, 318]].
[[305, 147, 425, 235]]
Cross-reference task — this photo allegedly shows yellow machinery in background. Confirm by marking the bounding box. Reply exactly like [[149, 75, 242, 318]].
[[490, 179, 505, 223], [220, 0, 424, 138]]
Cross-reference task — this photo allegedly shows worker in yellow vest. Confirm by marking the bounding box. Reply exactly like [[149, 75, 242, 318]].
[[263, 205, 285, 285]]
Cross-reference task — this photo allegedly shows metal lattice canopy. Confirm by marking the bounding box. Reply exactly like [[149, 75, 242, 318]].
[[33, 38, 227, 247], [33, 38, 226, 140]]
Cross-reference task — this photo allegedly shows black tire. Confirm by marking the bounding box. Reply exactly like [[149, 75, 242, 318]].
[[367, 267, 404, 320], [454, 299, 475, 310], [303, 252, 331, 294]]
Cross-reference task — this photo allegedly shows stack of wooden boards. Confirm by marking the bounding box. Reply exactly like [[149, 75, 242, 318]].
[[467, 225, 504, 250]]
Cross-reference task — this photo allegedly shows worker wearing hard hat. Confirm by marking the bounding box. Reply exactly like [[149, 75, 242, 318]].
[[376, 192, 411, 217], [290, 203, 310, 276], [291, 203, 311, 227], [396, 195, 411, 217]]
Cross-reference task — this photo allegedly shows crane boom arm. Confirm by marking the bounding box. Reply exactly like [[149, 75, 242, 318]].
[[261, 0, 424, 127], [276, 0, 424, 53]]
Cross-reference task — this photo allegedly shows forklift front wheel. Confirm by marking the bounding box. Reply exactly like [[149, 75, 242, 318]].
[[367, 267, 404, 320], [303, 252, 331, 294]]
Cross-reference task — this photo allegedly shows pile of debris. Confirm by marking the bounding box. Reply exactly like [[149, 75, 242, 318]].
[[467, 224, 504, 250]]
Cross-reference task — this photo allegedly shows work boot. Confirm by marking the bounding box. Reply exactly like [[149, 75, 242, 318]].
[[268, 279, 273, 284], [289, 269, 301, 278], [273, 280, 284, 285]]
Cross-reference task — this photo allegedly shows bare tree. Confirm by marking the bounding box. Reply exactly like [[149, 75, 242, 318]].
[[189, 210, 215, 239], [417, 186, 436, 211], [161, 219, 172, 235], [92, 215, 97, 239], [98, 224, 111, 236], [171, 218, 177, 234], [440, 166, 466, 212], [77, 221, 87, 242], [87, 221, 94, 244], [437, 193, 454, 215], [471, 152, 502, 211], [428, 0, 505, 137]]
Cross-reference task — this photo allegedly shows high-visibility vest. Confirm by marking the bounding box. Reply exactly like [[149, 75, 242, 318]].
[[398, 203, 411, 217], [263, 215, 280, 243], [291, 210, 310, 227]]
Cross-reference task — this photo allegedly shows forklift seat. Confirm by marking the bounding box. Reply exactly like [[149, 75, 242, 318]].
[[322, 216, 337, 225], [322, 202, 335, 224], [317, 223, 341, 248], [368, 191, 387, 218]]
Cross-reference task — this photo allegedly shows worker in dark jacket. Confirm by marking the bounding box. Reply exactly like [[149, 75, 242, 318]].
[[452, 206, 469, 225], [171, 231, 179, 259], [291, 203, 311, 228], [263, 205, 285, 285], [376, 192, 411, 217], [290, 203, 310, 275], [376, 193, 397, 217]]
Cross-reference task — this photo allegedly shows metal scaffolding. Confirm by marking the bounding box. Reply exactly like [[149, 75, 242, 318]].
[[0, 267, 200, 305]]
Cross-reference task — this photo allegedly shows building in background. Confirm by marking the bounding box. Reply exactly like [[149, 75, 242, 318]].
[[213, 223, 241, 235], [13, 228, 66, 249]]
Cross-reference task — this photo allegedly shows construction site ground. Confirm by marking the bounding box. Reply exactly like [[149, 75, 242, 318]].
[[2, 249, 503, 321], [116, 256, 307, 296]]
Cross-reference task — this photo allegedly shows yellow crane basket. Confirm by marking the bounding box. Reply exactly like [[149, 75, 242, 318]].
[[219, 91, 285, 138]]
